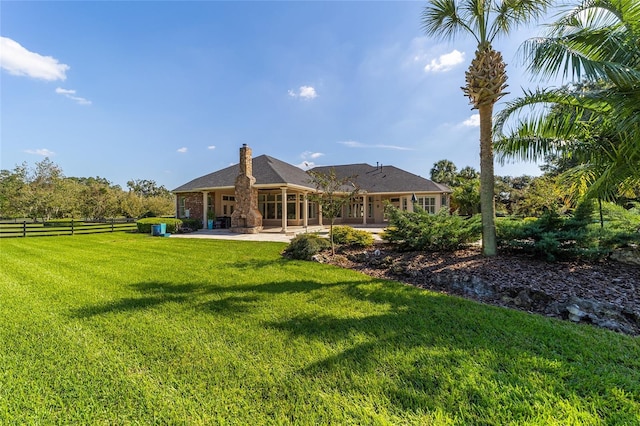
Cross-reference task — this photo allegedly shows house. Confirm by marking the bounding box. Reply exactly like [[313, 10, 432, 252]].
[[172, 144, 451, 233]]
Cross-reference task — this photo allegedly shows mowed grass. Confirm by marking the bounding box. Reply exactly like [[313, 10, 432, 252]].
[[0, 234, 638, 425]]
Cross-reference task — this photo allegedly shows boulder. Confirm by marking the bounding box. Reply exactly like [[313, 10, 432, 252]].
[[611, 247, 640, 266]]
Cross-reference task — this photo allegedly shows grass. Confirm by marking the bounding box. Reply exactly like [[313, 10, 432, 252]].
[[0, 233, 638, 424]]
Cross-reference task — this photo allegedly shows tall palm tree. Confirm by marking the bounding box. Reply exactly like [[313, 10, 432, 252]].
[[494, 0, 640, 202], [422, 0, 552, 256]]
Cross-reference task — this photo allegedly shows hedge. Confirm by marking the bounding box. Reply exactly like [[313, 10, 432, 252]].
[[136, 218, 182, 234]]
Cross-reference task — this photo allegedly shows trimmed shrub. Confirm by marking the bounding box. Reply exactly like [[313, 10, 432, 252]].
[[382, 207, 481, 251], [331, 226, 375, 247], [283, 233, 330, 260], [136, 217, 182, 234], [179, 218, 202, 233]]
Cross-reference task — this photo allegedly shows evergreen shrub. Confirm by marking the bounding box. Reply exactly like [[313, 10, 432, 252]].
[[283, 233, 330, 260], [496, 200, 638, 261], [331, 226, 375, 247], [382, 206, 481, 251]]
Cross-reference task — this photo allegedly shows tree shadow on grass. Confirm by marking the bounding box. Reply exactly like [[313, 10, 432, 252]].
[[72, 279, 344, 318], [265, 281, 640, 422]]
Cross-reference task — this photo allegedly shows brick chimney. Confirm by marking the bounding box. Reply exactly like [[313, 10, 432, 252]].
[[231, 144, 263, 233]]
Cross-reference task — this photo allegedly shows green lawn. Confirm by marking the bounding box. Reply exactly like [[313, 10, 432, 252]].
[[0, 234, 638, 424]]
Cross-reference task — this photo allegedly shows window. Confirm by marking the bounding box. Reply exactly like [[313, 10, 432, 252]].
[[287, 194, 297, 220], [307, 201, 317, 219], [258, 193, 282, 219], [178, 196, 186, 217], [368, 196, 374, 218], [348, 196, 364, 218], [416, 197, 436, 214], [441, 194, 448, 207]]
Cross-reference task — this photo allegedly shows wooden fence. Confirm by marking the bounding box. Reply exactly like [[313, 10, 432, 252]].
[[0, 219, 138, 238]]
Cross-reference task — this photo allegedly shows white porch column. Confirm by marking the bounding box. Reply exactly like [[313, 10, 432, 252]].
[[281, 187, 287, 233], [362, 195, 367, 225], [202, 191, 208, 228], [318, 202, 323, 226], [303, 192, 308, 229]]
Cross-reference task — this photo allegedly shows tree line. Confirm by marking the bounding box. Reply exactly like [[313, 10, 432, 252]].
[[0, 158, 174, 221], [430, 156, 639, 219]]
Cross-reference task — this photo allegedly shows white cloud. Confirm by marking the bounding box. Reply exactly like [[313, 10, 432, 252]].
[[177, 147, 188, 153], [297, 151, 324, 169], [338, 140, 412, 151], [301, 150, 324, 160], [424, 49, 465, 73], [25, 148, 55, 156], [207, 145, 216, 150], [288, 85, 317, 100], [462, 114, 480, 127], [55, 87, 91, 105], [0, 37, 69, 81]]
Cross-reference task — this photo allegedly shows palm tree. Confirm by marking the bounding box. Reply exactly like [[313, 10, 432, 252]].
[[430, 159, 458, 187], [422, 0, 552, 256], [494, 0, 640, 202]]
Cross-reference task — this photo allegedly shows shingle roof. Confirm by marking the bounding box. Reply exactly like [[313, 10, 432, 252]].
[[172, 155, 313, 192], [173, 155, 450, 194], [310, 163, 451, 193]]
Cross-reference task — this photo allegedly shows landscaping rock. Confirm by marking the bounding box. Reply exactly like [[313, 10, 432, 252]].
[[611, 247, 640, 266], [324, 245, 640, 336]]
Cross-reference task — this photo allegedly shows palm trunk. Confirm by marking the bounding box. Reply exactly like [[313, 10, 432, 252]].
[[479, 103, 497, 256]]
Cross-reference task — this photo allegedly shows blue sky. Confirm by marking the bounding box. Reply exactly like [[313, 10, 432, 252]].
[[1, 1, 552, 190]]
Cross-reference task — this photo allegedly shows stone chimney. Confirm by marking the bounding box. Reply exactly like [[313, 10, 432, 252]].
[[231, 144, 263, 233]]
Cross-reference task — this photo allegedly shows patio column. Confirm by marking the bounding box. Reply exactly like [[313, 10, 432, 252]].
[[303, 192, 308, 229], [202, 191, 207, 228], [281, 187, 287, 233], [362, 195, 367, 225]]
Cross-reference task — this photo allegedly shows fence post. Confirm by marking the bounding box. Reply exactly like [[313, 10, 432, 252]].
[[71, 219, 75, 236], [111, 218, 114, 232], [23, 221, 26, 238]]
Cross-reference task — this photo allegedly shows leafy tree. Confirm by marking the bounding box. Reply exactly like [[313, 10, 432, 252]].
[[495, 0, 640, 203], [494, 175, 535, 215], [512, 176, 570, 217], [0, 163, 29, 218], [307, 168, 360, 255], [430, 159, 458, 187], [127, 179, 170, 197], [451, 178, 480, 215], [422, 0, 552, 256]]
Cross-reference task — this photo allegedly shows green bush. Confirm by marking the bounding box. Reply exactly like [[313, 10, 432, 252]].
[[282, 233, 330, 260], [331, 226, 375, 247], [382, 206, 481, 251], [496, 200, 639, 261], [136, 217, 182, 234], [179, 218, 202, 233]]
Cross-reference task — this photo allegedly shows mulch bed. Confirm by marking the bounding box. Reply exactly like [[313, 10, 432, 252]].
[[322, 244, 640, 336]]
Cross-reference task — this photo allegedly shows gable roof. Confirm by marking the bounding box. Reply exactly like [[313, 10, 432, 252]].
[[172, 155, 313, 192], [310, 163, 451, 193]]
